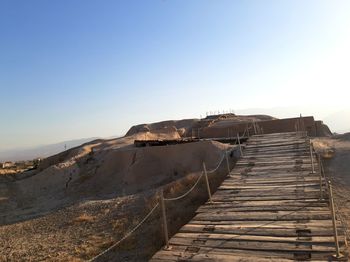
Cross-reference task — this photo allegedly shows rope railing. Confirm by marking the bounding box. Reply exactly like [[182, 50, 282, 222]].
[[207, 153, 226, 174], [164, 172, 204, 201], [88, 203, 159, 262], [87, 126, 250, 260], [165, 149, 234, 201], [311, 141, 349, 255], [316, 148, 350, 246], [87, 145, 239, 261], [334, 200, 350, 245]]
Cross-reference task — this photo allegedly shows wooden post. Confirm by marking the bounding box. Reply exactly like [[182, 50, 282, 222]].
[[327, 181, 343, 258], [159, 189, 170, 250], [237, 134, 243, 157], [202, 162, 212, 203], [309, 141, 316, 174], [317, 154, 323, 200], [225, 151, 230, 175], [247, 125, 250, 137], [320, 155, 326, 180]]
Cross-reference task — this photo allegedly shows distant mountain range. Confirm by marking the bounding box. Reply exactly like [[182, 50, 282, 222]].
[[0, 137, 98, 162]]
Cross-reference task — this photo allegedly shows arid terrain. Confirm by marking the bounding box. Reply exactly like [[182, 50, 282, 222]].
[[0, 114, 348, 261], [0, 116, 239, 261]]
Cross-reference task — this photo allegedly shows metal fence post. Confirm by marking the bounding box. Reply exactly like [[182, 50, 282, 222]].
[[309, 141, 316, 174], [328, 181, 343, 258], [225, 151, 230, 175], [202, 162, 212, 203], [159, 189, 170, 250], [237, 134, 243, 157]]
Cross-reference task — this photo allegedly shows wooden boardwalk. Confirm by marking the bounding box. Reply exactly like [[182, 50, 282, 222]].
[[150, 132, 348, 261]]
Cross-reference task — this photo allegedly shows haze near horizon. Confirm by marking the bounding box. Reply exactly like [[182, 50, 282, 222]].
[[1, 0, 350, 151]]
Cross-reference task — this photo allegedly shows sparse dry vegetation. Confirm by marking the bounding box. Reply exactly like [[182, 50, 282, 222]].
[[73, 213, 96, 223]]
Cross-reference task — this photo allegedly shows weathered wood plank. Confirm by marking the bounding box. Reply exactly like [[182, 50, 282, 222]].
[[180, 224, 336, 237], [169, 236, 336, 252], [188, 220, 343, 228], [193, 211, 331, 221], [173, 232, 345, 244]]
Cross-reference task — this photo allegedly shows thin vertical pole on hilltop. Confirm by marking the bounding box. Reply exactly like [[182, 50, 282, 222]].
[[225, 151, 230, 175], [247, 125, 250, 137], [309, 141, 316, 174], [159, 189, 170, 250], [328, 181, 343, 259], [237, 133, 243, 157], [202, 162, 212, 203]]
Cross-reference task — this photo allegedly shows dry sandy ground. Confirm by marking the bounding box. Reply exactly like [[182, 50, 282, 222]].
[[0, 129, 233, 261]]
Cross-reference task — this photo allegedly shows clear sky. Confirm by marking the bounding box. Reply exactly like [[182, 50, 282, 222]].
[[1, 0, 350, 150]]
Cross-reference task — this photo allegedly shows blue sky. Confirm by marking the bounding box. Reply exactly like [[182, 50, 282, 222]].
[[1, 0, 350, 150]]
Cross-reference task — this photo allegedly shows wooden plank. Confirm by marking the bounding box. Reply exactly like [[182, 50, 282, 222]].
[[227, 175, 319, 180], [188, 220, 343, 228], [169, 236, 336, 252], [219, 183, 320, 189], [221, 179, 320, 185], [150, 245, 296, 261], [213, 191, 321, 198], [211, 195, 321, 201], [173, 232, 344, 244], [198, 200, 328, 207], [196, 206, 328, 213], [150, 244, 339, 261], [180, 224, 336, 237]]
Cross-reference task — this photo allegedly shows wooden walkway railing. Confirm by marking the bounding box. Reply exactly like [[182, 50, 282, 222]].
[[150, 132, 348, 261]]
